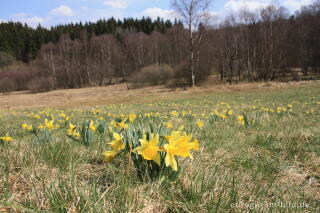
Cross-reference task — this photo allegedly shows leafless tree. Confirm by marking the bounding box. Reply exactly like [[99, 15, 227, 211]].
[[171, 0, 213, 86]]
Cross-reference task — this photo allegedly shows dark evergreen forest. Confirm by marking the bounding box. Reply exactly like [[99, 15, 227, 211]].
[[0, 17, 174, 63]]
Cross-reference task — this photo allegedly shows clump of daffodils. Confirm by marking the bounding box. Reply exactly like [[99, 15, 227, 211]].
[[0, 135, 13, 143], [22, 123, 33, 131], [103, 124, 199, 180], [67, 123, 80, 138], [38, 119, 59, 130], [237, 115, 245, 126]]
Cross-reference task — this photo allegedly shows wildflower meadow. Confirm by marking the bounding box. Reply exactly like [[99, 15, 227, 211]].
[[0, 83, 319, 212]]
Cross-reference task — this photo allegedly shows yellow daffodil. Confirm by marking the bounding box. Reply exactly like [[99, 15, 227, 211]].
[[134, 134, 161, 165], [67, 123, 80, 138], [128, 113, 137, 122], [163, 131, 199, 171], [237, 115, 245, 125], [170, 111, 178, 116], [102, 150, 118, 163], [164, 122, 173, 129], [44, 119, 54, 130], [89, 120, 96, 132], [196, 120, 204, 128], [22, 123, 33, 131], [0, 136, 13, 142], [115, 120, 128, 129], [108, 133, 125, 151], [38, 124, 44, 129], [33, 114, 41, 119]]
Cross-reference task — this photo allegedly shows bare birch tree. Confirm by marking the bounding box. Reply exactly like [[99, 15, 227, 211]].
[[171, 0, 213, 86]]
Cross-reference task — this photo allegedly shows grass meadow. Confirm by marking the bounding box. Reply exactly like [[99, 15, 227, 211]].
[[0, 82, 319, 212]]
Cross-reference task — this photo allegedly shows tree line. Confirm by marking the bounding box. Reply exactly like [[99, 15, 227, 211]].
[[0, 1, 319, 92], [0, 17, 174, 63]]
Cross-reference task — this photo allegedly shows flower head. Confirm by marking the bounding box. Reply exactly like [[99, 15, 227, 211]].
[[163, 130, 199, 171], [237, 115, 245, 125], [115, 120, 128, 129], [67, 123, 80, 138], [0, 136, 13, 142], [128, 113, 137, 122], [89, 120, 96, 132], [108, 132, 125, 151], [164, 122, 173, 129], [196, 120, 204, 128], [134, 134, 161, 165], [44, 119, 54, 130], [22, 123, 33, 131], [102, 151, 118, 163]]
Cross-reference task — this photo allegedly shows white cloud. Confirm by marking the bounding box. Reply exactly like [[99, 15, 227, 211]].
[[282, 0, 313, 11], [225, 0, 269, 12], [10, 13, 45, 27], [224, 0, 314, 14], [22, 17, 45, 27], [103, 0, 129, 9], [140, 8, 177, 20], [15, 17, 45, 28], [51, 5, 74, 16]]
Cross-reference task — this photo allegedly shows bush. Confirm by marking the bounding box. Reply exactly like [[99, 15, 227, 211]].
[[163, 62, 190, 88], [0, 77, 17, 93], [27, 76, 54, 93], [171, 62, 212, 86], [0, 64, 35, 93], [173, 62, 189, 79], [128, 64, 174, 88]]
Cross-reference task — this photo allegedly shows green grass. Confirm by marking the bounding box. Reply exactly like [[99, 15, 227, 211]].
[[0, 84, 320, 212]]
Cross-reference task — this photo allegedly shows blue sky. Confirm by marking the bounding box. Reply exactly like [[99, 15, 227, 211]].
[[0, 0, 314, 27]]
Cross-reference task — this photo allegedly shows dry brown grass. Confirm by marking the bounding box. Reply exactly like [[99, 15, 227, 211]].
[[1, 80, 319, 110]]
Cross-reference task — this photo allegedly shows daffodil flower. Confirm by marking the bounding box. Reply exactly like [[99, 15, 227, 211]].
[[0, 136, 13, 142], [108, 132, 125, 151], [133, 134, 161, 165], [22, 123, 33, 131], [89, 120, 96, 132], [163, 131, 199, 171], [44, 119, 54, 130], [196, 120, 204, 128], [237, 115, 245, 125], [102, 151, 118, 163], [67, 123, 80, 138]]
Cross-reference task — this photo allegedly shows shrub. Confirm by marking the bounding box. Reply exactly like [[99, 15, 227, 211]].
[[0, 77, 17, 93], [128, 64, 174, 88], [171, 62, 213, 87], [0, 65, 34, 93], [27, 76, 55, 93], [173, 62, 189, 79]]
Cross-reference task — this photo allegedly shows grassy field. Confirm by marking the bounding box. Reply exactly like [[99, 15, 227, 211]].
[[0, 81, 319, 212]]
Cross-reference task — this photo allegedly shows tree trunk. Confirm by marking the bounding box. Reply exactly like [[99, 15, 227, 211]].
[[189, 24, 195, 87]]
